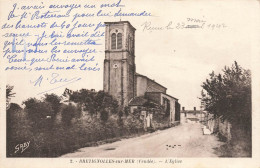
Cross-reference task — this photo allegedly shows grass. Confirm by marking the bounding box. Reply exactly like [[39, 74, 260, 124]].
[[214, 128, 251, 157]]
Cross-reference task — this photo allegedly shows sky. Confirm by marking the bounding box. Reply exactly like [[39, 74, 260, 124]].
[[2, 0, 256, 110]]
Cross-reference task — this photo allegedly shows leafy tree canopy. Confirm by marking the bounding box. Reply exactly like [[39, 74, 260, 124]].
[[200, 61, 251, 124], [43, 93, 62, 114], [63, 89, 119, 121], [6, 85, 16, 100]]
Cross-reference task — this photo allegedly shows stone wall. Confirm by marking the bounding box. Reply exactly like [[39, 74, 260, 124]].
[[206, 114, 232, 141]]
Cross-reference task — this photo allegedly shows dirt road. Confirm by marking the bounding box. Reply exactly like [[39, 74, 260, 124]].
[[61, 122, 223, 157]]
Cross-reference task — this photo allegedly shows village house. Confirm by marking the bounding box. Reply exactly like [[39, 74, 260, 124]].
[[181, 107, 207, 124]]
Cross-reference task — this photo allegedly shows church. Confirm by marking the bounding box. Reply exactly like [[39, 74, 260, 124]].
[[103, 21, 180, 125]]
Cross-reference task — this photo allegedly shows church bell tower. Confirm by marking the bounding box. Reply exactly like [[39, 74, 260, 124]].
[[103, 21, 136, 106]]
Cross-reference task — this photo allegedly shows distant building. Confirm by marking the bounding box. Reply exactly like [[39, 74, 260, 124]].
[[103, 21, 180, 125], [181, 107, 207, 123]]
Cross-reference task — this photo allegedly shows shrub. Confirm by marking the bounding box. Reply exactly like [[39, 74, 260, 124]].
[[6, 103, 32, 157], [23, 98, 54, 130], [7, 88, 173, 157], [61, 103, 78, 126], [43, 93, 62, 115], [66, 89, 119, 118]]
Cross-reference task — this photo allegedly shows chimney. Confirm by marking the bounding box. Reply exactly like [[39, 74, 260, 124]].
[[194, 107, 196, 111], [182, 107, 185, 111]]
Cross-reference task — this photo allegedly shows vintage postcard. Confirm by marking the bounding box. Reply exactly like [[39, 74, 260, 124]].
[[0, 0, 259, 167]]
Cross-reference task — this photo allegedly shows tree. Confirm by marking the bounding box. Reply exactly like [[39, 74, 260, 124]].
[[61, 103, 78, 126], [6, 85, 16, 109], [94, 91, 119, 115], [23, 98, 54, 130], [7, 103, 23, 131], [65, 89, 119, 120], [43, 93, 62, 115], [200, 61, 251, 125], [6, 85, 16, 99]]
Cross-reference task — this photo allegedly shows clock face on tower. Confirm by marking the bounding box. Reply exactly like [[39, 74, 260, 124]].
[[113, 64, 118, 69]]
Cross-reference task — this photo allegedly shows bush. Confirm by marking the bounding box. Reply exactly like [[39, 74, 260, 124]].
[[23, 98, 54, 130], [43, 93, 62, 115], [66, 89, 119, 118], [7, 88, 173, 157], [61, 103, 78, 126], [7, 103, 32, 157]]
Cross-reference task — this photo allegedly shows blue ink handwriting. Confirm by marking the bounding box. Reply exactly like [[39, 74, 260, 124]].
[[30, 73, 81, 87]]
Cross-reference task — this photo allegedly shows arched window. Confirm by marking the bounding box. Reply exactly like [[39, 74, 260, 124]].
[[111, 33, 116, 49], [117, 33, 122, 49], [111, 30, 123, 50]]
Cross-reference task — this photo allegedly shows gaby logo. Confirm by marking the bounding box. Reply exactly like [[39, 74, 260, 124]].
[[14, 141, 30, 153]]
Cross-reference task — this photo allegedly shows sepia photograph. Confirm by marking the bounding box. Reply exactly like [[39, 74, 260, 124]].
[[0, 0, 259, 167]]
